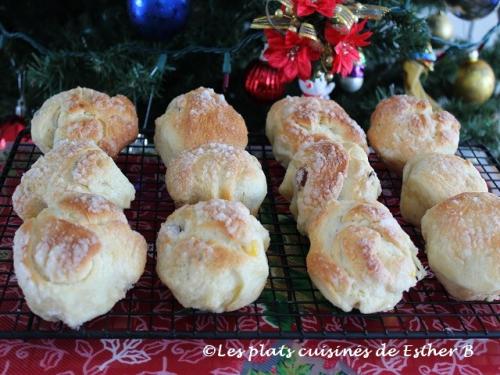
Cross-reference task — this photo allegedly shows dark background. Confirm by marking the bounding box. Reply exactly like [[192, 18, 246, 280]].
[[0, 0, 498, 156]]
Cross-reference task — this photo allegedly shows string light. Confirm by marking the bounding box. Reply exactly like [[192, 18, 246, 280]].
[[388, 6, 500, 56], [0, 21, 262, 97], [0, 21, 261, 62]]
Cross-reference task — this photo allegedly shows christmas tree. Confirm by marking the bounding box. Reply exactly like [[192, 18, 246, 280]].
[[0, 0, 498, 156]]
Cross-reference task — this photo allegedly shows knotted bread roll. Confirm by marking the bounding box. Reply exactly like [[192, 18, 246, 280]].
[[156, 199, 270, 312], [266, 96, 368, 167], [31, 87, 138, 158], [13, 140, 135, 220], [401, 153, 488, 226], [166, 143, 267, 215], [421, 192, 499, 301], [307, 200, 425, 313], [368, 95, 460, 174], [154, 87, 248, 165], [279, 140, 381, 234], [13, 193, 147, 328]]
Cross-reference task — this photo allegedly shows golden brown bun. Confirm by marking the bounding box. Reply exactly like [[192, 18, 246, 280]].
[[154, 87, 248, 165], [279, 140, 381, 234], [166, 143, 266, 215], [338, 142, 381, 201], [368, 95, 460, 174], [401, 153, 488, 226], [12, 140, 135, 220], [13, 193, 147, 328], [279, 140, 347, 235], [307, 200, 425, 313], [421, 192, 499, 301], [31, 87, 138, 158], [156, 199, 269, 312], [266, 96, 368, 167]]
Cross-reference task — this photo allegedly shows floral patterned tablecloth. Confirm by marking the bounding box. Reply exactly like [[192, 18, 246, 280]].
[[0, 338, 498, 374]]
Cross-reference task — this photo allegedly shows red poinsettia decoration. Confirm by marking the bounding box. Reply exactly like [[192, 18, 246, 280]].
[[264, 29, 321, 82], [325, 20, 372, 77], [295, 0, 341, 18]]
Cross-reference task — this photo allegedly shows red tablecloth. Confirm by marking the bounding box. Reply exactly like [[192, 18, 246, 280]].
[[0, 338, 498, 374], [0, 124, 498, 374]]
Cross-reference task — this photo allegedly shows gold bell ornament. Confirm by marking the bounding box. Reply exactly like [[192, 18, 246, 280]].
[[403, 44, 440, 110]]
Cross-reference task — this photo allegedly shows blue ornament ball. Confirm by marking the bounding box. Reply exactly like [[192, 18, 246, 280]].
[[127, 0, 190, 40], [445, 0, 499, 20]]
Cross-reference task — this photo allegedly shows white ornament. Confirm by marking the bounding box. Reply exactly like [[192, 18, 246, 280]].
[[299, 72, 335, 99], [339, 76, 364, 93]]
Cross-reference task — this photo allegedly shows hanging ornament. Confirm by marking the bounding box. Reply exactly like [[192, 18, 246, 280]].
[[299, 71, 335, 98], [222, 52, 232, 93], [427, 11, 454, 41], [15, 70, 27, 118], [0, 117, 27, 151], [244, 59, 286, 102], [1, 69, 28, 152], [404, 46, 440, 110], [454, 50, 495, 104], [250, 0, 389, 81], [338, 51, 366, 92], [127, 0, 190, 40], [444, 0, 500, 20], [251, 1, 389, 36]]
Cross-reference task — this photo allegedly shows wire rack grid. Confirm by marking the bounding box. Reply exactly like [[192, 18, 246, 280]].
[[0, 129, 499, 339]]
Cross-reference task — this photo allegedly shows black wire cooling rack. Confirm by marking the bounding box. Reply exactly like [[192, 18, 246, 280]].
[[0, 129, 499, 339]]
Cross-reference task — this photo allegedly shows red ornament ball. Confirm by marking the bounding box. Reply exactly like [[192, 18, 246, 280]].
[[244, 60, 285, 102], [0, 117, 27, 151]]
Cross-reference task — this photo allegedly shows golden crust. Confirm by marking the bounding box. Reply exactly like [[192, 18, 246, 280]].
[[162, 238, 245, 272], [279, 140, 348, 200], [166, 143, 266, 215], [156, 199, 270, 312], [157, 199, 266, 246], [421, 192, 500, 301], [341, 199, 391, 223], [338, 142, 381, 201], [279, 140, 381, 234], [13, 193, 147, 328], [279, 140, 348, 234], [31, 87, 138, 158], [306, 250, 352, 298], [266, 96, 368, 167], [400, 153, 488, 226], [368, 95, 460, 173], [338, 227, 391, 283], [12, 140, 135, 220], [57, 193, 127, 225], [307, 200, 425, 313], [154, 87, 248, 165], [26, 216, 101, 284]]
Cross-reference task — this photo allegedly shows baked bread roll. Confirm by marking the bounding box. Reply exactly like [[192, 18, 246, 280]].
[[156, 199, 270, 312], [368, 95, 460, 174], [31, 87, 138, 158], [13, 140, 135, 220], [279, 140, 381, 234], [266, 96, 368, 167], [401, 153, 488, 226], [307, 200, 425, 313], [154, 87, 248, 165], [166, 143, 266, 215], [338, 142, 381, 201], [13, 193, 147, 328], [421, 192, 499, 301]]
